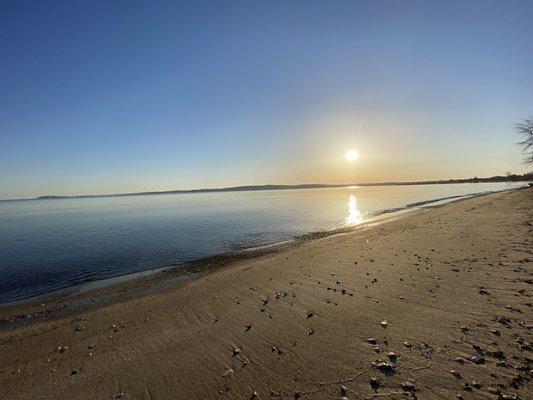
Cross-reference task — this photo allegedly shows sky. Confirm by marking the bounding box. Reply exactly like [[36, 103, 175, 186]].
[[1, 0, 532, 199]]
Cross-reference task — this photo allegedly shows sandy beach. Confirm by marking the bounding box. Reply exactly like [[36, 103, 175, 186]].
[[0, 188, 531, 400]]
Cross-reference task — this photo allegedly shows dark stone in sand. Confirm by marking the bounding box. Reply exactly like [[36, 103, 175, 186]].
[[340, 385, 347, 396], [450, 370, 462, 379], [401, 382, 415, 392], [373, 361, 395, 374], [496, 316, 511, 326], [370, 377, 380, 389], [471, 355, 485, 364]]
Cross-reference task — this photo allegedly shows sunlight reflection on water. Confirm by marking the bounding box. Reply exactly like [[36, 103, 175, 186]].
[[345, 194, 363, 225]]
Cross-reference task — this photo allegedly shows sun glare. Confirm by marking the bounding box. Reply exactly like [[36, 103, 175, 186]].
[[346, 149, 359, 162]]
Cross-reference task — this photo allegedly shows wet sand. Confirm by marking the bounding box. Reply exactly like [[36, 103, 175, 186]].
[[0, 188, 531, 399]]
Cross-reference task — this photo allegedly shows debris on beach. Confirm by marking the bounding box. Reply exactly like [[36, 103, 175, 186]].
[[450, 370, 462, 379], [373, 361, 395, 374], [340, 385, 348, 396], [370, 377, 380, 389], [496, 316, 511, 326], [401, 382, 415, 392], [470, 354, 486, 364]]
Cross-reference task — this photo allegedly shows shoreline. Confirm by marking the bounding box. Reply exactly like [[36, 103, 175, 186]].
[[0, 187, 531, 399], [0, 188, 521, 324], [1, 178, 530, 203]]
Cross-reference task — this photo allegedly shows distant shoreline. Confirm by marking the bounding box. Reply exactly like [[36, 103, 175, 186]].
[[1, 173, 531, 202]]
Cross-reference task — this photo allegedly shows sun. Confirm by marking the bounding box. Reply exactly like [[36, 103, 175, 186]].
[[345, 149, 359, 162]]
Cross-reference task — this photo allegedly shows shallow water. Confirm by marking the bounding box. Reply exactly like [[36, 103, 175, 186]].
[[0, 182, 525, 303]]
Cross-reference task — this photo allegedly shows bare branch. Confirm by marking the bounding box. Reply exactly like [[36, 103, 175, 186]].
[[515, 117, 533, 164]]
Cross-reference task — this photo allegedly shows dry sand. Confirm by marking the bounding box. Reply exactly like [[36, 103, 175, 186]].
[[0, 188, 531, 400]]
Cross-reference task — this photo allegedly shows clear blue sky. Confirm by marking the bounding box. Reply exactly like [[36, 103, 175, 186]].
[[1, 0, 532, 199]]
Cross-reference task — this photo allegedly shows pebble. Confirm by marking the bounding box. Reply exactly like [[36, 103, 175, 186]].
[[401, 382, 415, 392], [496, 316, 511, 326], [471, 355, 485, 364], [340, 385, 347, 396], [370, 377, 380, 389], [373, 361, 395, 373], [366, 338, 378, 345], [450, 370, 462, 379]]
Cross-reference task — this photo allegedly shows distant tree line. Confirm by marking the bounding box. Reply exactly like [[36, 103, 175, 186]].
[[441, 173, 532, 184]]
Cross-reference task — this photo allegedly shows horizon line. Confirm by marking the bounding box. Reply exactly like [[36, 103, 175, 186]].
[[1, 173, 531, 202]]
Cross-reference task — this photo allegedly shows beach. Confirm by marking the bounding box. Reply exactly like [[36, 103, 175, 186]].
[[0, 188, 531, 399]]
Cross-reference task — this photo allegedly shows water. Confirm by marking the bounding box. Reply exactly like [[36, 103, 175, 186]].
[[0, 182, 525, 304]]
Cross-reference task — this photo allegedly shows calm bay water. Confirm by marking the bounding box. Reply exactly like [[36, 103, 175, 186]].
[[0, 182, 525, 303]]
